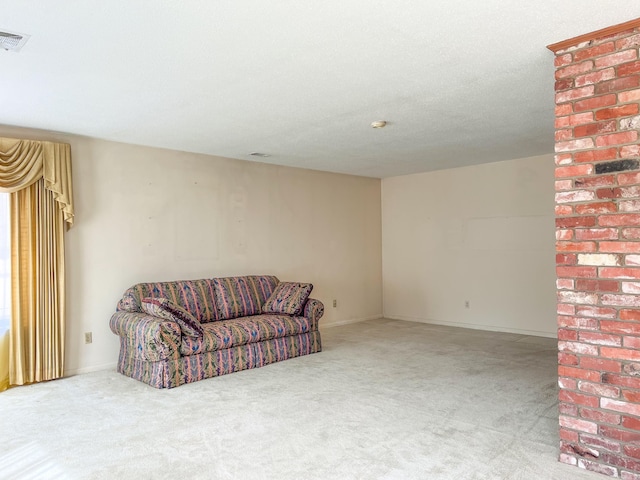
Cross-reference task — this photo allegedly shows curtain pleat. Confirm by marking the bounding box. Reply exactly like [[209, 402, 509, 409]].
[[0, 137, 72, 390]]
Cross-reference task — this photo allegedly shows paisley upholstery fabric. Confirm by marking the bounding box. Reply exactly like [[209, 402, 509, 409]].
[[213, 276, 279, 320], [262, 282, 313, 315], [110, 275, 323, 388], [141, 297, 204, 338]]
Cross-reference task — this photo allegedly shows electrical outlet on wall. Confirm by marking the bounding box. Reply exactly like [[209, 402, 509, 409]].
[[333, 299, 337, 308], [84, 332, 92, 344], [465, 300, 470, 308]]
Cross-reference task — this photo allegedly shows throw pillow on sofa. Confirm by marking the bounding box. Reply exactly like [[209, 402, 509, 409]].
[[141, 297, 204, 337], [262, 282, 313, 316]]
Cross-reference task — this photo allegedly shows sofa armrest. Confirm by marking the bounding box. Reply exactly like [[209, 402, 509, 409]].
[[303, 298, 324, 330], [109, 311, 181, 362]]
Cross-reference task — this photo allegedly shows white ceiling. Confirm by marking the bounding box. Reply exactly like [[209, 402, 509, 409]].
[[1, 2, 640, 178]]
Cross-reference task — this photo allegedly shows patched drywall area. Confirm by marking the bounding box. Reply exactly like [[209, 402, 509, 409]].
[[382, 154, 556, 336], [0, 125, 382, 375]]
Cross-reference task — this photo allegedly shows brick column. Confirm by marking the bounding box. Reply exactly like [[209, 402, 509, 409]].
[[551, 20, 640, 478]]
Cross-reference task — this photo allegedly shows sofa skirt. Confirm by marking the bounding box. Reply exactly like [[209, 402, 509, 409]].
[[117, 330, 322, 389]]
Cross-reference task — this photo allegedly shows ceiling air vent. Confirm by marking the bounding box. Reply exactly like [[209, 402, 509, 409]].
[[0, 30, 30, 52]]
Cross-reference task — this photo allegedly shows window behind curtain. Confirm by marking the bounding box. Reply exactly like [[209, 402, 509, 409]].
[[0, 193, 8, 334]]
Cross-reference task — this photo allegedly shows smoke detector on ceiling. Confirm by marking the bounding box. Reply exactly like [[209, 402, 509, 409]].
[[0, 30, 30, 52]]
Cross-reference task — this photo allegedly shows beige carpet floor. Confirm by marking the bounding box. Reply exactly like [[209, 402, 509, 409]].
[[0, 318, 602, 479]]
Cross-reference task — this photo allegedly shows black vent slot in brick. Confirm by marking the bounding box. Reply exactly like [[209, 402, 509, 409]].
[[595, 159, 640, 174]]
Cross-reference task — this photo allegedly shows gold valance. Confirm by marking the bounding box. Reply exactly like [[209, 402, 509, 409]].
[[0, 137, 74, 226]]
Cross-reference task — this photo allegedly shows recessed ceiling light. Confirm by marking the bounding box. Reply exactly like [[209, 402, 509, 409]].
[[249, 152, 270, 157], [0, 30, 30, 52], [371, 121, 387, 129]]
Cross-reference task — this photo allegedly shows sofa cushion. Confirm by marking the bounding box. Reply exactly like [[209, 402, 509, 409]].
[[213, 276, 279, 320], [262, 282, 313, 315], [180, 314, 311, 356], [118, 279, 219, 322], [141, 297, 204, 338]]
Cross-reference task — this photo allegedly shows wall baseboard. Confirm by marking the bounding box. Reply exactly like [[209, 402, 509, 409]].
[[384, 314, 557, 339], [322, 314, 383, 329], [64, 362, 116, 377]]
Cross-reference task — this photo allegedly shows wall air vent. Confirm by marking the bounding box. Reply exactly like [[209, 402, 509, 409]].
[[0, 30, 30, 52]]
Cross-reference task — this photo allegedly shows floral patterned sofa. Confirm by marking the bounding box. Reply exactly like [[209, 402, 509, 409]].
[[109, 275, 323, 388]]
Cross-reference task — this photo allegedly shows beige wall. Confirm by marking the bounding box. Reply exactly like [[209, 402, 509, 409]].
[[381, 154, 557, 337], [0, 125, 382, 375]]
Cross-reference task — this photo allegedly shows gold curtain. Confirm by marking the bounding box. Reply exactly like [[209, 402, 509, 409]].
[[0, 137, 73, 391]]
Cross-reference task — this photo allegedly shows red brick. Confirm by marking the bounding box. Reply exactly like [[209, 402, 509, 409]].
[[575, 68, 616, 87], [617, 34, 640, 50], [557, 265, 597, 277], [619, 62, 640, 76], [559, 341, 599, 355], [559, 452, 577, 465], [575, 120, 617, 137], [596, 104, 640, 120], [560, 389, 600, 407], [574, 42, 616, 62], [576, 202, 617, 214], [558, 291, 598, 304], [555, 78, 574, 92], [559, 378, 578, 391], [577, 459, 619, 477], [624, 337, 640, 349], [559, 414, 598, 434], [560, 428, 579, 443], [627, 256, 640, 267], [622, 390, 640, 403], [579, 331, 622, 346], [555, 129, 573, 141], [575, 279, 619, 293], [557, 278, 575, 290], [620, 173, 640, 186], [574, 149, 618, 163], [576, 175, 616, 188], [624, 229, 640, 240], [556, 205, 573, 216], [555, 152, 573, 165], [580, 357, 622, 373], [579, 409, 620, 427], [555, 165, 594, 178], [622, 471, 640, 480], [579, 381, 621, 399], [601, 242, 640, 253], [620, 200, 640, 212], [596, 131, 638, 147], [601, 321, 640, 335], [595, 49, 638, 68], [620, 309, 640, 321], [559, 352, 579, 365], [559, 328, 579, 341], [557, 241, 596, 252], [580, 433, 621, 452], [559, 401, 580, 417], [555, 180, 573, 191], [556, 254, 577, 265], [555, 53, 573, 67], [575, 94, 617, 112], [600, 452, 640, 472], [603, 373, 640, 390], [556, 216, 597, 228], [597, 188, 622, 199], [576, 228, 619, 240], [556, 85, 595, 104], [566, 111, 596, 125], [556, 104, 573, 117], [621, 145, 640, 158], [576, 305, 617, 318], [600, 214, 640, 226], [601, 347, 640, 362], [560, 366, 601, 382], [601, 294, 640, 307], [626, 446, 640, 460], [556, 62, 595, 80], [559, 316, 598, 330], [556, 138, 595, 152], [620, 89, 640, 103], [600, 268, 640, 279], [622, 415, 640, 430], [601, 426, 640, 443], [596, 75, 640, 94], [558, 304, 576, 315]]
